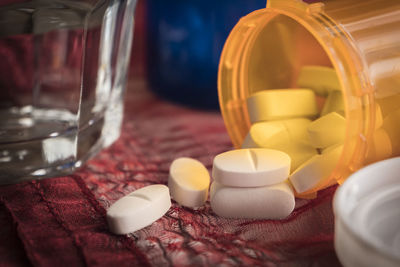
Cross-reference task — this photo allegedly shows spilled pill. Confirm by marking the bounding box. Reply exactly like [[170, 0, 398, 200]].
[[107, 185, 171, 235], [289, 145, 343, 193], [210, 181, 295, 219], [247, 89, 318, 123], [168, 157, 210, 208], [283, 118, 314, 144], [297, 66, 341, 96], [212, 148, 291, 187], [307, 112, 346, 149]]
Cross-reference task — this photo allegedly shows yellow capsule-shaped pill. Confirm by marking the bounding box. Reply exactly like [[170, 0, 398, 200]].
[[247, 89, 318, 123], [242, 118, 317, 171], [297, 66, 341, 96], [307, 112, 346, 149], [289, 145, 343, 194]]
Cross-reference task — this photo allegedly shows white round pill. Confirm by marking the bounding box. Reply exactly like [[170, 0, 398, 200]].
[[107, 185, 171, 235], [210, 181, 295, 219], [212, 148, 291, 187], [168, 157, 210, 208]]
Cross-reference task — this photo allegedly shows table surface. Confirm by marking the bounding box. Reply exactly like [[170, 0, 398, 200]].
[[0, 79, 342, 267]]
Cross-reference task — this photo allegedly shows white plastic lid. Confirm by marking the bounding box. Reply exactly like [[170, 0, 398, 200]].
[[334, 157, 400, 267]]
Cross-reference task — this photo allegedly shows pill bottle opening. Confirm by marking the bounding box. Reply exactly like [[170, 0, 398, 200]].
[[220, 12, 345, 140], [219, 8, 352, 192], [220, 0, 400, 194], [247, 14, 347, 186], [247, 14, 333, 108]]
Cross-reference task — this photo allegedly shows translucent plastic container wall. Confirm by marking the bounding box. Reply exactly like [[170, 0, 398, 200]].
[[218, 0, 400, 192]]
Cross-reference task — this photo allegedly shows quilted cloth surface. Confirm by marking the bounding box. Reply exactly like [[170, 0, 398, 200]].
[[0, 80, 341, 267]]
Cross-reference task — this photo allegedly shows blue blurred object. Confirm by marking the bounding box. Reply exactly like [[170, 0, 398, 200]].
[[146, 0, 266, 109]]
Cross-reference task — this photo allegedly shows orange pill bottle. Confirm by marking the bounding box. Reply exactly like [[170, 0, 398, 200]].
[[218, 0, 400, 195]]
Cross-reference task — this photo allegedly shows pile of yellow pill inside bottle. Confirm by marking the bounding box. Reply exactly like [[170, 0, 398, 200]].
[[218, 0, 400, 198]]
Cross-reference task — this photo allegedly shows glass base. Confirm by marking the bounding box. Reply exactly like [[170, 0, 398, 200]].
[[0, 106, 121, 184], [0, 0, 136, 184]]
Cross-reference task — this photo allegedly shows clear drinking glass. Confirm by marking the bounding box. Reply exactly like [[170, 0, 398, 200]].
[[0, 0, 137, 184]]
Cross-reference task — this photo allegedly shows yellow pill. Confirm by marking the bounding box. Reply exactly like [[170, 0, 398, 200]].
[[241, 121, 290, 149], [247, 89, 318, 123], [283, 119, 318, 171], [289, 145, 343, 194], [242, 119, 312, 148], [242, 118, 317, 171], [297, 66, 341, 96], [285, 143, 318, 172], [321, 90, 344, 116], [294, 143, 340, 198], [284, 118, 313, 144], [307, 112, 346, 149], [168, 158, 210, 208], [295, 176, 338, 199], [322, 143, 342, 154]]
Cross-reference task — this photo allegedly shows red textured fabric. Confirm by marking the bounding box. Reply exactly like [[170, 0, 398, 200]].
[[0, 79, 341, 266]]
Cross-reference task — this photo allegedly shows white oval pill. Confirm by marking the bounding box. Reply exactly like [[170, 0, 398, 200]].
[[107, 185, 171, 235], [212, 148, 291, 187], [210, 181, 295, 219], [168, 157, 210, 208]]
